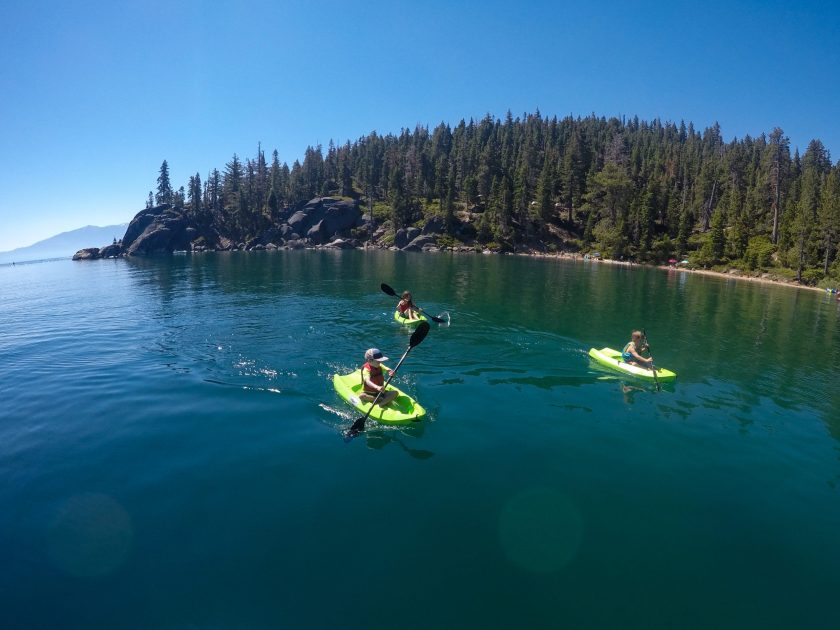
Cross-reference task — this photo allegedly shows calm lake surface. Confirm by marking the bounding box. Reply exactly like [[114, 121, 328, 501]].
[[2, 251, 840, 628]]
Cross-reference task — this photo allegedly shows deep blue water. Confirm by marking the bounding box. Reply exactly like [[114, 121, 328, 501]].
[[2, 251, 840, 628]]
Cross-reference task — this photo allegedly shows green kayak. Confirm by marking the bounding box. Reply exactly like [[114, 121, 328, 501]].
[[333, 369, 426, 424], [588, 347, 677, 382], [393, 310, 428, 326]]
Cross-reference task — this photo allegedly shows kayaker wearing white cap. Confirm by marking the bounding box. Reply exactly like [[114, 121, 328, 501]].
[[360, 348, 398, 406]]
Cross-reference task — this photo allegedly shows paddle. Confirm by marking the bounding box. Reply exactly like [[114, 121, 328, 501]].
[[642, 329, 661, 392], [344, 321, 430, 439], [380, 283, 446, 324]]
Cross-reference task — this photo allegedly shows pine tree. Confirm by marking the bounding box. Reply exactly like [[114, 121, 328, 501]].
[[267, 187, 279, 220], [725, 184, 748, 259], [765, 128, 790, 243], [443, 163, 456, 233], [512, 163, 529, 236], [561, 132, 585, 224], [709, 207, 726, 261], [173, 186, 185, 211], [794, 167, 820, 280], [535, 158, 554, 225], [156, 160, 173, 205], [188, 173, 202, 217], [818, 167, 840, 274], [389, 167, 410, 229], [209, 169, 222, 214], [224, 154, 242, 212]]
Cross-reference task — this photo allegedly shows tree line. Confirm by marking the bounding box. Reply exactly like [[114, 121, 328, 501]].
[[148, 112, 840, 286]]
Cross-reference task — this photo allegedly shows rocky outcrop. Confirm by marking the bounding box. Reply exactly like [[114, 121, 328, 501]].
[[394, 227, 421, 249], [116, 197, 361, 254], [422, 216, 446, 235], [74, 195, 477, 259], [402, 234, 437, 252], [72, 243, 124, 260], [322, 238, 359, 249], [123, 205, 192, 255], [288, 197, 362, 245], [72, 247, 100, 261], [121, 204, 169, 248], [98, 244, 123, 258]]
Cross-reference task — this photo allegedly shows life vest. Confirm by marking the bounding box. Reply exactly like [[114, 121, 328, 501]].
[[361, 362, 384, 394], [398, 300, 412, 314]]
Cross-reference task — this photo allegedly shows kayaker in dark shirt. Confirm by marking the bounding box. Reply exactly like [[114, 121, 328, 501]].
[[397, 291, 422, 321], [621, 331, 654, 368], [360, 348, 398, 407]]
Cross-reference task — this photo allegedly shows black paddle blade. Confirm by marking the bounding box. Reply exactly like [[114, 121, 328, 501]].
[[429, 314, 445, 323], [381, 283, 398, 297], [345, 417, 366, 440], [410, 321, 431, 347]]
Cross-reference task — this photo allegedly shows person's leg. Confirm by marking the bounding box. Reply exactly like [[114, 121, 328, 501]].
[[378, 389, 398, 406], [361, 390, 397, 406]]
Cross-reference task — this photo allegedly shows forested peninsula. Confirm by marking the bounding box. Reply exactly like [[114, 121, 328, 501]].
[[76, 112, 840, 288]]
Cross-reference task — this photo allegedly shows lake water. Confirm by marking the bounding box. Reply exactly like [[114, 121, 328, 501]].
[[2, 251, 839, 628]]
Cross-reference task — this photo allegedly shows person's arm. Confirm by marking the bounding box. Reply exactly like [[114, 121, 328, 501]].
[[630, 344, 652, 365]]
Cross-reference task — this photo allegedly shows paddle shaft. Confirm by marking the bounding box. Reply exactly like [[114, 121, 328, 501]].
[[642, 330, 661, 391]]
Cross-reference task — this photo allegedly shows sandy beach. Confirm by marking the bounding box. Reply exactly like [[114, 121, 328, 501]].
[[517, 249, 836, 295]]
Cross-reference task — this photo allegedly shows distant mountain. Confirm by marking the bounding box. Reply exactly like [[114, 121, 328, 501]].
[[0, 224, 128, 264]]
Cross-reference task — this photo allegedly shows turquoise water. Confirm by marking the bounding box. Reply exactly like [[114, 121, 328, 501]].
[[2, 251, 840, 628]]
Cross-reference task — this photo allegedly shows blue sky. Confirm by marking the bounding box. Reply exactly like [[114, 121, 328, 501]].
[[1, 0, 838, 251]]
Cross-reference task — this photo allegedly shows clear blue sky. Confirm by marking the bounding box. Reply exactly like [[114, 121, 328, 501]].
[[1, 0, 838, 251]]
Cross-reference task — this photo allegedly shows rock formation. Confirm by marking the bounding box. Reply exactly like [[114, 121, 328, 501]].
[[73, 197, 370, 259]]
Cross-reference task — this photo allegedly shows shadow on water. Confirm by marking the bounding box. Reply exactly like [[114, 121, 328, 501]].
[[319, 402, 434, 459], [363, 424, 434, 459]]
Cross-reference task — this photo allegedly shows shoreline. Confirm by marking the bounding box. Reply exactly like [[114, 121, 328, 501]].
[[513, 249, 834, 295], [66, 240, 839, 296]]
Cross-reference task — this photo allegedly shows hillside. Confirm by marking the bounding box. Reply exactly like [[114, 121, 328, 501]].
[[0, 224, 128, 264]]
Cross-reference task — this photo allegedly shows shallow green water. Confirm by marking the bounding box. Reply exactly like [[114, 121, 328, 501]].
[[2, 251, 839, 628]]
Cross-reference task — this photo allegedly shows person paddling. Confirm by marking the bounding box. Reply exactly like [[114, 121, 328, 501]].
[[621, 330, 654, 368], [397, 290, 422, 321], [360, 348, 398, 407]]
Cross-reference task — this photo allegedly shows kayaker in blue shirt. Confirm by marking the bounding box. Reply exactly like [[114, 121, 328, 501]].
[[360, 348, 398, 407], [621, 331, 654, 368]]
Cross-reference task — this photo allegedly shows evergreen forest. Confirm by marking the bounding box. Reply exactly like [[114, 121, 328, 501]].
[[149, 111, 840, 287]]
